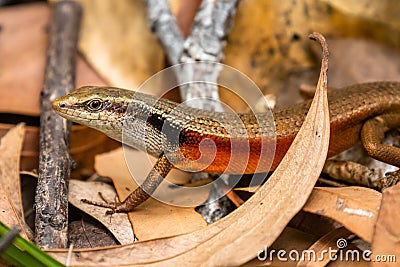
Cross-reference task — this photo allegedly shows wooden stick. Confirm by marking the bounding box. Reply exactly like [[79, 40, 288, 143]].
[[146, 0, 184, 66], [35, 0, 81, 249], [178, 0, 239, 109]]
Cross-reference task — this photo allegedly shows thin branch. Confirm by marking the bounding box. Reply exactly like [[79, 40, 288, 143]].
[[147, 0, 239, 110], [146, 0, 184, 66], [181, 0, 239, 63], [179, 0, 239, 109], [35, 0, 81, 249]]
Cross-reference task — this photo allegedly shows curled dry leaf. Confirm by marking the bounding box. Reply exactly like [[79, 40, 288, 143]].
[[0, 124, 29, 239], [372, 183, 400, 265], [47, 33, 330, 266], [303, 186, 381, 242]]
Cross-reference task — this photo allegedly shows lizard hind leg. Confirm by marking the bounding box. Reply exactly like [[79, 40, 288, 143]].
[[361, 113, 400, 168]]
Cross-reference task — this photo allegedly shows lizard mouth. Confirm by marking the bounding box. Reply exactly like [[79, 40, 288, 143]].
[[52, 95, 76, 116], [52, 97, 77, 120]]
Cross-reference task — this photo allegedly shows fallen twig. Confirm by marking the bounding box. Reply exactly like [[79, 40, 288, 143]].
[[35, 0, 81, 249]]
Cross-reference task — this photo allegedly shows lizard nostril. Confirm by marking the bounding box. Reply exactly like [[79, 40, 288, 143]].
[[59, 103, 65, 108]]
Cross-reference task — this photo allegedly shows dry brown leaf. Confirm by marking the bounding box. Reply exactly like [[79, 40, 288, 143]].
[[328, 258, 370, 267], [323, 0, 400, 28], [223, 0, 400, 109], [371, 183, 400, 265], [239, 185, 382, 243], [0, 2, 106, 116], [0, 124, 28, 239], [94, 148, 208, 241], [223, 0, 314, 107], [76, 0, 165, 89], [315, 38, 400, 88], [306, 0, 400, 48], [0, 184, 24, 235], [297, 227, 354, 267], [303, 187, 381, 242], [47, 34, 330, 266], [131, 198, 207, 241], [68, 180, 135, 245], [291, 212, 339, 238], [0, 124, 25, 215], [243, 227, 320, 266]]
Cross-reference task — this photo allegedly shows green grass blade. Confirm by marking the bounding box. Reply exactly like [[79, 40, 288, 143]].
[[0, 221, 65, 267]]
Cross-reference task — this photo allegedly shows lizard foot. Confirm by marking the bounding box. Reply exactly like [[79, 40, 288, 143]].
[[375, 169, 400, 191], [81, 192, 120, 215]]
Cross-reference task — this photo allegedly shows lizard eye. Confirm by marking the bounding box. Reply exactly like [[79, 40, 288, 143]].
[[86, 99, 103, 111]]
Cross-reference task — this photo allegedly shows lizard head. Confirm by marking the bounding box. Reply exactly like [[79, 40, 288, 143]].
[[52, 86, 136, 142], [53, 86, 175, 155]]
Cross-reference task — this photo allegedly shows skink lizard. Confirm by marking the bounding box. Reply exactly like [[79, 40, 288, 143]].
[[52, 82, 400, 213]]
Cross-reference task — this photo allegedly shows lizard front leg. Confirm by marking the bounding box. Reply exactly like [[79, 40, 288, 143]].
[[82, 153, 173, 214]]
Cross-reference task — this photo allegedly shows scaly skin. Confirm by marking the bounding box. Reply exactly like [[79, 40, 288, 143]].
[[52, 81, 400, 212]]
